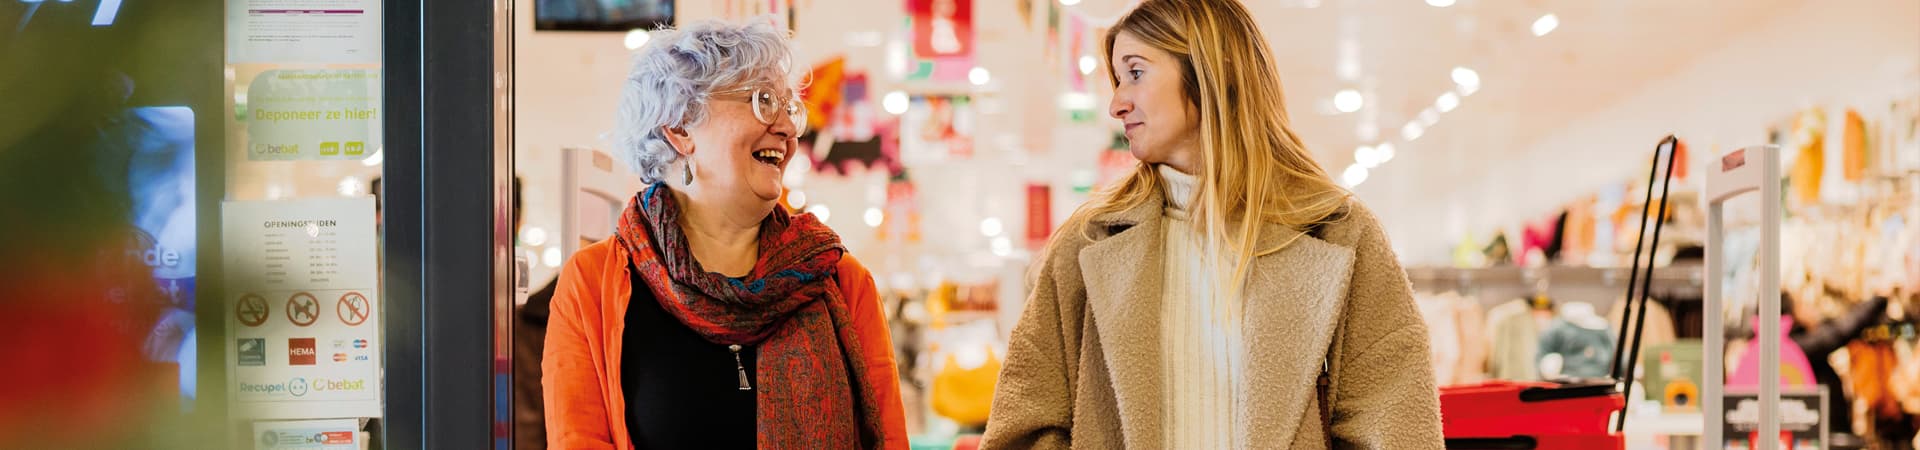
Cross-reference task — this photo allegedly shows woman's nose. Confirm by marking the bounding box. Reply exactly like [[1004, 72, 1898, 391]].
[[1109, 96, 1132, 120], [768, 111, 799, 139]]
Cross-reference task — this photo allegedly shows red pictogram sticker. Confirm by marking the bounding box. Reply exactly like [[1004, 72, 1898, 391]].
[[337, 292, 370, 326], [286, 292, 320, 327], [235, 294, 269, 327]]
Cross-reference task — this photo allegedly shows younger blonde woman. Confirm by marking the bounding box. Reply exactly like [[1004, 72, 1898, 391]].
[[980, 0, 1444, 448]]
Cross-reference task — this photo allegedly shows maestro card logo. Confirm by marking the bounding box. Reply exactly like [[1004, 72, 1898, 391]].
[[288, 338, 317, 366]]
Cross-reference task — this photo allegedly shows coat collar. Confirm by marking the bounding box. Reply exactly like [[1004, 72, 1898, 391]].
[[1078, 186, 1358, 448]]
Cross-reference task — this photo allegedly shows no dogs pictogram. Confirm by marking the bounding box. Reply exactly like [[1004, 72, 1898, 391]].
[[286, 292, 320, 327]]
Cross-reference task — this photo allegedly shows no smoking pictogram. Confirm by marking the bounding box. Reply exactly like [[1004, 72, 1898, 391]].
[[337, 292, 370, 326], [235, 294, 269, 327], [286, 292, 319, 327]]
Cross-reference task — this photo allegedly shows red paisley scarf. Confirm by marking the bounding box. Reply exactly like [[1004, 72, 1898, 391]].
[[616, 183, 884, 449]]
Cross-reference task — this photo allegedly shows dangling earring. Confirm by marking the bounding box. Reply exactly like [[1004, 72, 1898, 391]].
[[683, 159, 695, 185]]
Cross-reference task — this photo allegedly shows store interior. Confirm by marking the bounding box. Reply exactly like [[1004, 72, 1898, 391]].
[[211, 0, 1920, 448]]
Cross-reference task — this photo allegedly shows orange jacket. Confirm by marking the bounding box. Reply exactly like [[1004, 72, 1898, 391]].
[[542, 238, 909, 449]]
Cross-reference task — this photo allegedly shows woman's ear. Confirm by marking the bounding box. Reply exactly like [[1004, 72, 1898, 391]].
[[660, 125, 695, 157]]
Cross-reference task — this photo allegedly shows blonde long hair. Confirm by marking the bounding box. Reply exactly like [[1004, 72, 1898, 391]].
[[1068, 0, 1349, 295]]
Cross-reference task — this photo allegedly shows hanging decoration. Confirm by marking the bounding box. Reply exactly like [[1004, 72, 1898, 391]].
[[879, 174, 922, 243], [900, 95, 975, 164], [906, 0, 975, 82], [1026, 183, 1052, 249], [721, 0, 802, 31], [835, 72, 877, 142], [802, 56, 846, 134]]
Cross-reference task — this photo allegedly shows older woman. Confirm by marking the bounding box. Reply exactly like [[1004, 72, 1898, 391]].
[[543, 19, 907, 449]]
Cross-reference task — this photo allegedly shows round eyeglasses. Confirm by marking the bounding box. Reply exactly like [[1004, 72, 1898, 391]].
[[713, 87, 808, 136]]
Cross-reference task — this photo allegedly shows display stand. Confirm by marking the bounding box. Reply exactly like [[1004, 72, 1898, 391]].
[[560, 146, 637, 258], [1703, 145, 1783, 449]]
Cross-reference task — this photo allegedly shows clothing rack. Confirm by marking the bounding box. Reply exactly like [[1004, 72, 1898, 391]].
[[1407, 265, 1704, 311]]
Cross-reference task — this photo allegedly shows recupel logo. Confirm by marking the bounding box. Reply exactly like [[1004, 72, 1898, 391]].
[[288, 377, 309, 397]]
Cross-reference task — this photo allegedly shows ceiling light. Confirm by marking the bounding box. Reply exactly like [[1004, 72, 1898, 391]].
[[980, 217, 1005, 237], [1342, 164, 1370, 187], [1426, 0, 1455, 7], [1354, 145, 1380, 168], [1060, 0, 1082, 5], [805, 204, 831, 222], [1058, 92, 1096, 110], [1376, 143, 1397, 163], [337, 177, 364, 197], [844, 31, 885, 48], [969, 67, 991, 86], [1078, 55, 1098, 75], [991, 236, 1014, 257], [885, 39, 909, 78], [1419, 108, 1441, 126], [1403, 122, 1426, 141], [1333, 89, 1364, 113], [882, 91, 910, 115], [543, 247, 563, 268], [1436, 92, 1460, 113], [623, 29, 651, 50], [521, 227, 549, 246], [786, 190, 808, 209], [783, 156, 811, 187], [1451, 66, 1480, 90], [1532, 14, 1559, 37], [864, 207, 885, 227]]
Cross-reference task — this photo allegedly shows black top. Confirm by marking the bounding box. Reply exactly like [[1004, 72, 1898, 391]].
[[622, 262, 757, 449]]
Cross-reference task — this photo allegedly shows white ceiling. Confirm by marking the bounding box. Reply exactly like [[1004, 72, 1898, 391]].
[[770, 0, 1814, 178], [1068, 0, 1810, 167]]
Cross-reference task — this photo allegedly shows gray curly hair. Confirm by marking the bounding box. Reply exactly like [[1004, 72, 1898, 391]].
[[611, 19, 796, 184]]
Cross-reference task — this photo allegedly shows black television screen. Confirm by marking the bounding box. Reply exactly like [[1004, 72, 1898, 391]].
[[536, 0, 674, 31]]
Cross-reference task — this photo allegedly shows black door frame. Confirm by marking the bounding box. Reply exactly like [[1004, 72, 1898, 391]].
[[382, 0, 514, 447]]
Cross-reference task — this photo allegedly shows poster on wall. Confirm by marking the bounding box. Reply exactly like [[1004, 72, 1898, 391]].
[[899, 96, 974, 165], [1026, 183, 1051, 249], [223, 198, 382, 419], [906, 0, 973, 82], [226, 0, 380, 64], [241, 69, 382, 162]]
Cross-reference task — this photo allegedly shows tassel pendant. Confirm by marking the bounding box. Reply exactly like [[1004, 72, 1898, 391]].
[[730, 344, 752, 391]]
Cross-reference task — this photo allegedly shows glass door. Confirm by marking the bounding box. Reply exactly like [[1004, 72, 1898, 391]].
[[0, 0, 510, 447]]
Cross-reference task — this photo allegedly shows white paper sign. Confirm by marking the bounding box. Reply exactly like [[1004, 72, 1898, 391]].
[[253, 419, 360, 450], [224, 198, 382, 419], [226, 0, 381, 64], [243, 69, 382, 162]]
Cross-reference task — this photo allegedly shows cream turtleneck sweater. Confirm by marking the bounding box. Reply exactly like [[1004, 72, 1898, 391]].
[[1156, 165, 1249, 449]]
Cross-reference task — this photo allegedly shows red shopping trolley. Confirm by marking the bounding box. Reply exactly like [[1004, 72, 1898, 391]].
[[1439, 136, 1685, 450]]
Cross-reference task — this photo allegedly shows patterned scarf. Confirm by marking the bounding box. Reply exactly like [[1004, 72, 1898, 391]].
[[616, 184, 884, 449]]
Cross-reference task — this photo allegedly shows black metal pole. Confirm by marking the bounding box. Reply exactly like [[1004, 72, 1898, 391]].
[[1616, 137, 1679, 433]]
